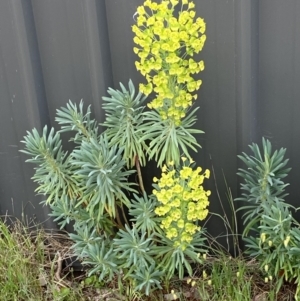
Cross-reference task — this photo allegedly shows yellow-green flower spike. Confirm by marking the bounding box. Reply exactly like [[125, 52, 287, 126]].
[[153, 160, 210, 250], [133, 0, 206, 123]]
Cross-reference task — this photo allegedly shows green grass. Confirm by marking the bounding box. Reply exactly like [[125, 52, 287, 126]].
[[0, 218, 45, 300], [195, 255, 272, 301], [0, 218, 85, 301]]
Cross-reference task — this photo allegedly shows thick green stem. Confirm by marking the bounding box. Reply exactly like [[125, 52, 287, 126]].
[[135, 155, 145, 194]]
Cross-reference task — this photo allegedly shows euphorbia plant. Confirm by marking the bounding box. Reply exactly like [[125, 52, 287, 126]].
[[236, 138, 300, 299], [21, 0, 209, 296]]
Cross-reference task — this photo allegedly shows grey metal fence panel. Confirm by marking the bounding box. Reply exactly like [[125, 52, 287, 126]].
[[0, 0, 299, 239], [0, 0, 53, 226], [31, 0, 113, 127], [258, 1, 300, 217]]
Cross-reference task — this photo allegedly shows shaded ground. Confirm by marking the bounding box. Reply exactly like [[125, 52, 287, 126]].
[[0, 219, 297, 301]]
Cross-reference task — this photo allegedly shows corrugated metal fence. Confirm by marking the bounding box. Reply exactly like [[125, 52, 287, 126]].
[[0, 0, 300, 240]]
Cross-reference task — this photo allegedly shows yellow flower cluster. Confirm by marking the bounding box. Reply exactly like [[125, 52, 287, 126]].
[[153, 158, 210, 250], [133, 0, 206, 125]]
